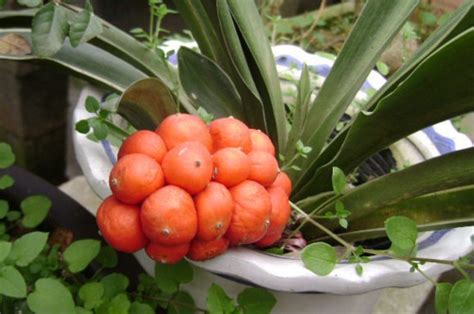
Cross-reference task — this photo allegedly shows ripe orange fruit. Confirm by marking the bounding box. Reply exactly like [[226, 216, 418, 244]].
[[146, 242, 190, 264], [270, 172, 292, 196], [187, 237, 229, 261], [248, 151, 279, 187], [141, 185, 197, 245], [96, 196, 148, 253], [162, 141, 213, 195], [194, 182, 233, 241], [109, 154, 165, 204], [225, 180, 272, 246], [156, 113, 213, 151], [209, 117, 252, 153], [255, 187, 291, 248], [117, 130, 167, 163], [249, 129, 275, 156], [212, 148, 250, 187]]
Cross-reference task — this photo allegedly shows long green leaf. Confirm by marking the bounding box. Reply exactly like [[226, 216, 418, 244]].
[[294, 2, 474, 191], [346, 185, 474, 234], [228, 0, 287, 152], [216, 0, 268, 132], [117, 78, 182, 130], [304, 147, 474, 239], [0, 29, 146, 92], [295, 28, 474, 199], [298, 0, 418, 170], [68, 0, 103, 48], [314, 218, 474, 243], [177, 47, 245, 120]]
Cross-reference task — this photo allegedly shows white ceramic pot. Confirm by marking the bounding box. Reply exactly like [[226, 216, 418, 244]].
[[72, 45, 473, 313]]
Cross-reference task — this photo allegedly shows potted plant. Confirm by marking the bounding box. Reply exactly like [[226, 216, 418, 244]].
[[0, 0, 473, 313]]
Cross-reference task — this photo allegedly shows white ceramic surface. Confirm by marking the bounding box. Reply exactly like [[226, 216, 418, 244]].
[[72, 45, 473, 311]]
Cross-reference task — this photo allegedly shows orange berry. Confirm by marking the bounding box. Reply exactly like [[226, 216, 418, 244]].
[[270, 172, 292, 196], [96, 196, 148, 253], [249, 129, 275, 156], [225, 180, 271, 246], [248, 151, 279, 187], [212, 148, 250, 187], [109, 154, 165, 204], [156, 113, 212, 151], [162, 142, 213, 195], [255, 187, 291, 248], [209, 117, 252, 153], [194, 182, 233, 241], [146, 242, 190, 264], [187, 238, 229, 261], [141, 185, 197, 245], [118, 130, 167, 163]]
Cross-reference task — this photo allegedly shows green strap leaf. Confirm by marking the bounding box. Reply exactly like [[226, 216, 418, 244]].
[[0, 29, 147, 92], [27, 278, 75, 314], [295, 28, 474, 198], [0, 265, 27, 298], [63, 239, 100, 273], [31, 2, 68, 57], [178, 47, 245, 120], [299, 0, 418, 161], [117, 77, 183, 130], [68, 0, 103, 47], [228, 0, 287, 152], [216, 0, 268, 133], [304, 148, 474, 239], [301, 242, 337, 276]]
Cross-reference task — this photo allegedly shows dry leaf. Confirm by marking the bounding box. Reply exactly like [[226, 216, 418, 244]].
[[0, 33, 32, 56]]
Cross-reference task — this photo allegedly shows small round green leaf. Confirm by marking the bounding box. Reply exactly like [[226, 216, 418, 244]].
[[6, 210, 21, 222], [0, 241, 12, 262], [301, 242, 337, 276], [0, 143, 15, 169], [79, 282, 104, 310], [355, 264, 363, 276], [75, 120, 90, 134], [27, 278, 75, 314], [385, 216, 418, 257], [168, 291, 195, 314], [376, 61, 389, 76], [63, 239, 100, 273], [85, 96, 100, 113], [237, 287, 277, 314], [448, 279, 474, 314], [207, 283, 235, 314], [154, 259, 193, 293], [331, 167, 347, 195], [75, 307, 93, 314], [92, 122, 108, 140], [101, 273, 129, 299], [17, 0, 42, 8], [0, 265, 27, 298], [107, 293, 131, 314], [9, 231, 48, 267], [31, 2, 69, 57], [130, 301, 154, 314], [0, 175, 15, 189], [95, 245, 118, 268], [435, 282, 452, 314], [0, 200, 8, 219], [20, 195, 51, 228]]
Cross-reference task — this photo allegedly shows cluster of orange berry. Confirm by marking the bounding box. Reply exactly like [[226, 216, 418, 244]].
[[96, 114, 292, 264]]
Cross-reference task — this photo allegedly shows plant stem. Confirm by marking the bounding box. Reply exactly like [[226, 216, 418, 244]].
[[290, 201, 353, 250], [102, 120, 131, 139], [298, 0, 327, 45], [411, 262, 436, 285]]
